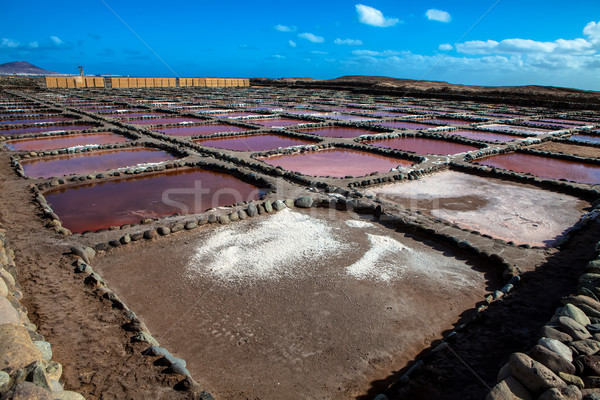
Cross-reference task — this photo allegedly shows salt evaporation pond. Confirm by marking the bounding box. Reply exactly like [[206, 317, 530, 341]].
[[156, 124, 250, 137], [251, 118, 313, 127], [193, 133, 314, 151], [0, 124, 97, 135], [367, 137, 480, 155], [125, 117, 204, 125], [480, 124, 554, 135], [569, 134, 600, 144], [373, 121, 438, 130], [476, 152, 600, 184], [21, 147, 177, 178], [44, 168, 263, 232], [0, 116, 78, 125], [368, 170, 588, 246], [91, 208, 491, 400], [258, 148, 413, 177], [3, 132, 130, 151], [296, 126, 373, 138], [444, 129, 518, 142]]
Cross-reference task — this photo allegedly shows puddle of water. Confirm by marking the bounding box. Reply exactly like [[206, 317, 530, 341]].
[[213, 112, 263, 118], [367, 137, 479, 155], [3, 132, 130, 151], [44, 168, 263, 232], [111, 112, 168, 119], [21, 147, 177, 178], [258, 148, 413, 177], [476, 152, 600, 184], [323, 114, 374, 122], [193, 133, 314, 151], [424, 119, 472, 126]]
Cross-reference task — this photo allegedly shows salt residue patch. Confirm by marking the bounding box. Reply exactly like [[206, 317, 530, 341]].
[[186, 209, 346, 282], [345, 220, 376, 229], [346, 234, 409, 282]]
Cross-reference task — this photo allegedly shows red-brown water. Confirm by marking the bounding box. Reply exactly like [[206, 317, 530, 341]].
[[3, 132, 130, 151], [125, 117, 203, 125], [373, 121, 438, 130], [445, 129, 518, 142], [523, 120, 575, 129], [368, 112, 411, 117], [480, 124, 552, 135], [0, 124, 97, 135], [194, 133, 314, 151], [569, 134, 600, 144], [21, 147, 176, 178], [258, 148, 413, 177], [44, 168, 263, 233], [0, 117, 77, 125], [296, 126, 373, 138], [368, 137, 479, 155], [156, 124, 250, 137], [476, 153, 600, 184], [252, 118, 313, 127]]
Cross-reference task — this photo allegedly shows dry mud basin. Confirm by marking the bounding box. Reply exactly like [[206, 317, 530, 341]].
[[92, 208, 494, 400], [367, 170, 589, 246]]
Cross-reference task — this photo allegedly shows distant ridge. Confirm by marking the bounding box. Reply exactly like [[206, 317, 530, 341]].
[[0, 61, 63, 75]]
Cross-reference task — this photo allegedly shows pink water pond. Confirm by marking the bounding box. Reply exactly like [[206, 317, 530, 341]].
[[368, 137, 479, 155], [194, 133, 314, 151], [3, 132, 130, 151], [21, 147, 176, 178], [0, 124, 97, 135], [258, 148, 414, 177], [296, 126, 373, 138], [44, 168, 263, 233], [156, 124, 250, 137], [476, 153, 600, 184]]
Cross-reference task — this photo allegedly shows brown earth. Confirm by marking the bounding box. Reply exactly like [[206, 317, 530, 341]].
[[531, 141, 600, 159], [0, 150, 194, 400], [251, 76, 600, 110]]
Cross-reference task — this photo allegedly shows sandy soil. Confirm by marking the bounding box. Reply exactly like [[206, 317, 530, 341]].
[[531, 141, 600, 158], [0, 151, 193, 400], [91, 208, 497, 400], [367, 170, 590, 246]]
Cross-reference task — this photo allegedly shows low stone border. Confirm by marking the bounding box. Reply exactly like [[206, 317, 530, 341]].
[[0, 228, 87, 399], [486, 235, 600, 400]]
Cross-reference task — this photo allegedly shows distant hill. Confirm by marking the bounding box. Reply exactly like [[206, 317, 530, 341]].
[[0, 61, 62, 75]]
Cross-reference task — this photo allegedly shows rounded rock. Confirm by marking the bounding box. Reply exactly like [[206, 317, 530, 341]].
[[272, 200, 286, 211], [509, 352, 566, 393], [0, 296, 19, 325], [539, 337, 574, 362], [561, 304, 592, 327], [295, 196, 313, 208], [486, 376, 532, 400]]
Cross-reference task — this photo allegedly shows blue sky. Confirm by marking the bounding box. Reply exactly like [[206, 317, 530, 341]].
[[2, 1, 600, 90]]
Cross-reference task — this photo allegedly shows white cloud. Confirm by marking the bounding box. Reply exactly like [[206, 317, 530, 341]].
[[28, 41, 39, 49], [275, 24, 297, 32], [355, 4, 399, 27], [352, 49, 403, 57], [271, 54, 286, 59], [426, 9, 451, 23], [335, 38, 363, 46], [584, 21, 600, 46], [456, 40, 500, 54], [298, 32, 325, 43], [311, 50, 328, 55], [1, 38, 20, 49], [50, 36, 64, 46], [438, 43, 453, 51], [288, 40, 297, 48]]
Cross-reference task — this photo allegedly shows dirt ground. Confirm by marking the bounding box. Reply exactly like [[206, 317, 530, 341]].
[[90, 208, 496, 400], [531, 140, 600, 158], [0, 151, 194, 400]]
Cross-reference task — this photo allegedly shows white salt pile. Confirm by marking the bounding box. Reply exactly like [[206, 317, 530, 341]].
[[186, 209, 346, 282], [345, 234, 409, 282]]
